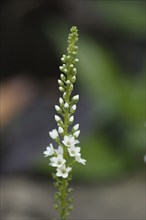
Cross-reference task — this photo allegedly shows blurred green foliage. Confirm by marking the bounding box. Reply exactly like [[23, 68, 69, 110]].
[[95, 0, 146, 35]]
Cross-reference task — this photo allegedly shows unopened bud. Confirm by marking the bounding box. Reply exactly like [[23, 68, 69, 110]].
[[55, 105, 61, 112], [66, 80, 70, 84], [58, 79, 63, 86], [59, 86, 64, 92], [69, 116, 74, 123], [71, 76, 76, 83], [58, 127, 64, 134], [72, 95, 79, 101], [63, 92, 67, 99], [59, 97, 64, 105], [73, 124, 79, 131], [73, 68, 77, 74], [75, 58, 79, 62], [60, 74, 66, 81], [55, 115, 61, 122], [64, 102, 69, 108], [71, 104, 76, 112], [74, 130, 80, 138]]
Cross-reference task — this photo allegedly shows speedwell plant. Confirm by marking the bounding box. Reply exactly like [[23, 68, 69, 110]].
[[43, 26, 86, 220]]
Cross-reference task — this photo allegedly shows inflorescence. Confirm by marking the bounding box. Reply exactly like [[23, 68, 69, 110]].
[[43, 26, 86, 220], [43, 26, 86, 178]]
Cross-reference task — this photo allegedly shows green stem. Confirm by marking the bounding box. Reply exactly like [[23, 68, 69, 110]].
[[60, 178, 67, 220]]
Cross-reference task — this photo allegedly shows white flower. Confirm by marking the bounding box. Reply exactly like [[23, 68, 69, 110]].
[[75, 58, 79, 62], [55, 105, 61, 112], [74, 130, 80, 138], [49, 129, 59, 140], [56, 165, 72, 178], [64, 102, 69, 108], [55, 146, 64, 155], [50, 154, 66, 167], [55, 115, 61, 122], [62, 135, 79, 147], [73, 124, 79, 131], [144, 155, 146, 163], [68, 146, 80, 157], [72, 95, 79, 101], [70, 64, 74, 68], [43, 143, 54, 157], [69, 115, 74, 123], [75, 154, 86, 165], [58, 126, 64, 134]]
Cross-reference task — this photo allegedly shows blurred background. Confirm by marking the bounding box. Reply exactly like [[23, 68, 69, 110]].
[[0, 0, 145, 219]]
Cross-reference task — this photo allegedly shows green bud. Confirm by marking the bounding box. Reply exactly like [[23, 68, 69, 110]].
[[71, 76, 76, 83], [60, 74, 66, 81], [59, 86, 65, 92]]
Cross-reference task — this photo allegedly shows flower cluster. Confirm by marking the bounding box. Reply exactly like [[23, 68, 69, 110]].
[[43, 26, 86, 179]]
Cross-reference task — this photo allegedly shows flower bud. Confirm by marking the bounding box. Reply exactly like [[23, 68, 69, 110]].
[[64, 102, 69, 108], [70, 83, 73, 91], [59, 86, 64, 92], [61, 55, 66, 62], [70, 105, 76, 113], [58, 127, 64, 134], [73, 68, 77, 74], [71, 76, 76, 83], [73, 124, 79, 131], [59, 66, 64, 71], [59, 97, 64, 105], [69, 116, 74, 123], [55, 115, 61, 122], [63, 92, 67, 99], [58, 79, 63, 86], [72, 95, 79, 101], [66, 80, 70, 84], [60, 74, 66, 81], [75, 58, 79, 62], [61, 57, 65, 62], [74, 130, 80, 138], [55, 105, 61, 112]]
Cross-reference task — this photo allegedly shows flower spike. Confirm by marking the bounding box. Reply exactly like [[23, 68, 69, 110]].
[[43, 26, 86, 219]]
